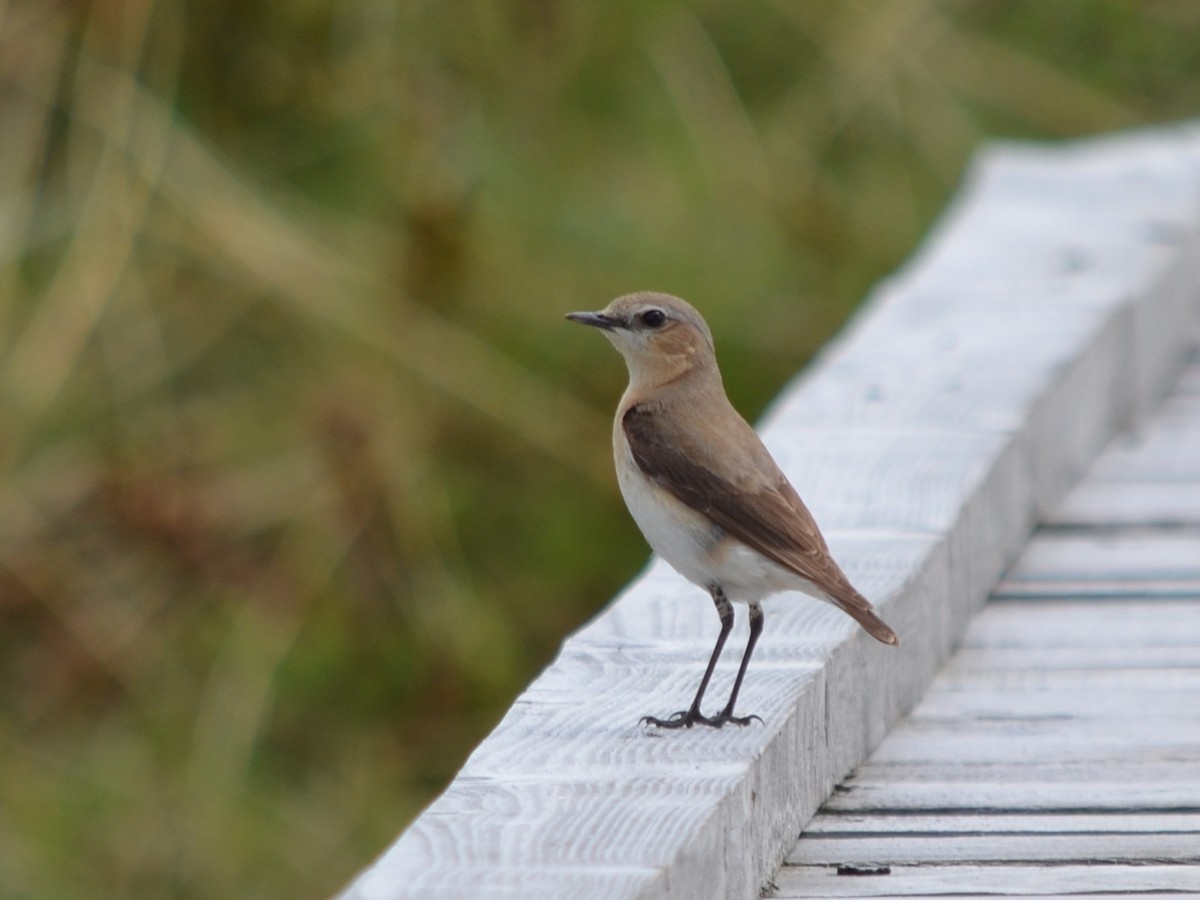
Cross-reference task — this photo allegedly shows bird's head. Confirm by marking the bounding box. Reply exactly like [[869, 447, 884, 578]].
[[566, 292, 718, 391]]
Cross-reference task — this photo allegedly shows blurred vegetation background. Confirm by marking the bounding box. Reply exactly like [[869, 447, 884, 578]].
[[2, 1, 1199, 897]]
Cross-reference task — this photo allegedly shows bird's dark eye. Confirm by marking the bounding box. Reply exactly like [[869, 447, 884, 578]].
[[639, 308, 666, 328]]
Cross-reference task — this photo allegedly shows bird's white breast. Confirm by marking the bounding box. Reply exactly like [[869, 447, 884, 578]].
[[614, 434, 822, 604]]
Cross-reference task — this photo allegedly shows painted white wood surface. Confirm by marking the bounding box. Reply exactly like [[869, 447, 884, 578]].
[[777, 355, 1200, 898], [773, 865, 1199, 898], [338, 126, 1200, 900], [791, 832, 1200, 865]]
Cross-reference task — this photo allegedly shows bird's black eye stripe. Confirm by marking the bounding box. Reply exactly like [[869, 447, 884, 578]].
[[639, 308, 667, 328]]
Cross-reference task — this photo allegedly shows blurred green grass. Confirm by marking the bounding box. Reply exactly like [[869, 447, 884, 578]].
[[2, 1, 1199, 896]]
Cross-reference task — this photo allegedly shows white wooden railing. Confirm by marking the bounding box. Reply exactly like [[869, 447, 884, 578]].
[[338, 124, 1200, 900]]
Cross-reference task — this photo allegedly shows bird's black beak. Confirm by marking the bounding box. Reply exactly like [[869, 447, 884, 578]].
[[565, 310, 622, 331]]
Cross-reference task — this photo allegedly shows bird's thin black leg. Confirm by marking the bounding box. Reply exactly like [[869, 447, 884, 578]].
[[642, 586, 746, 729], [712, 601, 764, 726]]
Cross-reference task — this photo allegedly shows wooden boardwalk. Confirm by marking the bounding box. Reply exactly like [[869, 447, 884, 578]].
[[338, 127, 1200, 900], [776, 356, 1200, 897]]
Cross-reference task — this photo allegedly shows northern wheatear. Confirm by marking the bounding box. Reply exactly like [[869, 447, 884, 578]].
[[567, 292, 898, 728]]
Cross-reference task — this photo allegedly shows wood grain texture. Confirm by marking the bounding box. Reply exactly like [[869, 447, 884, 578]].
[[803, 811, 1200, 834], [772, 864, 1200, 897], [339, 126, 1200, 900], [821, 777, 1200, 813], [1051, 382, 1200, 526], [995, 535, 1200, 598], [789, 832, 1200, 866], [777, 357, 1200, 897]]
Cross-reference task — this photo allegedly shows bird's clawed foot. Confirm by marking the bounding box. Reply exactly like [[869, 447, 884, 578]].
[[639, 709, 697, 729], [640, 708, 763, 729], [711, 711, 764, 728]]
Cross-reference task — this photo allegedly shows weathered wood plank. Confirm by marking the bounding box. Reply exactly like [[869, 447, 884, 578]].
[[861, 718, 1200, 766], [959, 598, 1200, 646], [778, 894, 1193, 900], [855, 751, 1200, 775], [1060, 394, 1200, 482], [954, 896, 1197, 900], [910, 681, 1200, 719], [1050, 481, 1200, 526], [776, 354, 1200, 895], [1049, 386, 1200, 525], [788, 832, 1200, 866], [778, 387, 1200, 892], [346, 866, 656, 900], [822, 778, 1200, 813], [366, 772, 745, 870], [940, 642, 1200, 670], [764, 304, 1119, 434], [932, 662, 1200, 692], [803, 811, 1200, 835], [994, 532, 1200, 598], [340, 127, 1200, 900], [771, 863, 1200, 897]]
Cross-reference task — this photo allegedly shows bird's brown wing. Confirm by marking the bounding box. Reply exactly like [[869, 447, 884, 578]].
[[623, 404, 898, 645]]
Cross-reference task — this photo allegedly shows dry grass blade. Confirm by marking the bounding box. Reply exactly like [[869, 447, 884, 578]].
[[645, 9, 773, 203], [4, 32, 608, 484], [105, 69, 609, 477], [941, 27, 1142, 133]]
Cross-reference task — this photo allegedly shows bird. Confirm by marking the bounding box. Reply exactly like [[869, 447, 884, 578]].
[[566, 292, 898, 728]]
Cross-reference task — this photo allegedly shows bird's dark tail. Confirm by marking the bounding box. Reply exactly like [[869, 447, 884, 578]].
[[829, 586, 899, 646]]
